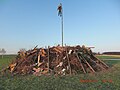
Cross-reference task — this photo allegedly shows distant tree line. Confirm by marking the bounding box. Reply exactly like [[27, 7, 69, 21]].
[[102, 52, 120, 55], [0, 48, 6, 58]]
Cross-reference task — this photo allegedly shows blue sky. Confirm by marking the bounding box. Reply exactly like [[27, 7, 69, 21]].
[[0, 0, 120, 54]]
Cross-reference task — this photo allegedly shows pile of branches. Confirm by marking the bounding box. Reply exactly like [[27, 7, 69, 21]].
[[2, 45, 109, 76]]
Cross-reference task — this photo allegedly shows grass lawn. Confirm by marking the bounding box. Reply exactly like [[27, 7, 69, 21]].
[[0, 55, 120, 90], [0, 55, 16, 70]]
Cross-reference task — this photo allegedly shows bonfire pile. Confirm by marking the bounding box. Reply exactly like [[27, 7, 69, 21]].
[[3, 45, 109, 76]]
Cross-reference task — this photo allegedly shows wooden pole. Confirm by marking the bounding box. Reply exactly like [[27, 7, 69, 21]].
[[48, 46, 50, 73], [58, 3, 64, 47], [65, 46, 72, 75], [93, 55, 109, 68], [61, 4, 64, 47], [37, 49, 41, 66], [80, 54, 95, 73], [37, 54, 40, 66], [86, 49, 109, 69], [89, 58, 105, 70], [75, 51, 86, 73]]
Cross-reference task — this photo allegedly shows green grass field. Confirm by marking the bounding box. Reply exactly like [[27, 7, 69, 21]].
[[0, 55, 16, 70], [96, 55, 120, 59], [0, 55, 120, 90]]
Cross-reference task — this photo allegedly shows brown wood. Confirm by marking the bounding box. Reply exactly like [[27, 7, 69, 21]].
[[75, 51, 86, 73], [65, 46, 72, 75], [89, 58, 105, 70], [48, 46, 50, 73], [37, 54, 40, 66], [93, 55, 109, 68], [80, 54, 95, 73]]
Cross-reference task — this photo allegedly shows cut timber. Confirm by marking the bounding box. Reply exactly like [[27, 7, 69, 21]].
[[75, 51, 86, 73], [37, 54, 40, 66], [79, 53, 95, 73], [65, 47, 72, 75], [1, 45, 109, 76], [92, 55, 109, 69], [48, 46, 50, 73]]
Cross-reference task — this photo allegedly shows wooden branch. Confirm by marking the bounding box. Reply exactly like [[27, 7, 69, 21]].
[[79, 53, 95, 73], [89, 58, 105, 70], [75, 50, 86, 73], [48, 46, 50, 73], [65, 46, 72, 75], [92, 55, 109, 68], [37, 54, 40, 66]]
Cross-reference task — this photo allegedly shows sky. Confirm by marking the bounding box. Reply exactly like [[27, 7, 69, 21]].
[[0, 0, 120, 54]]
